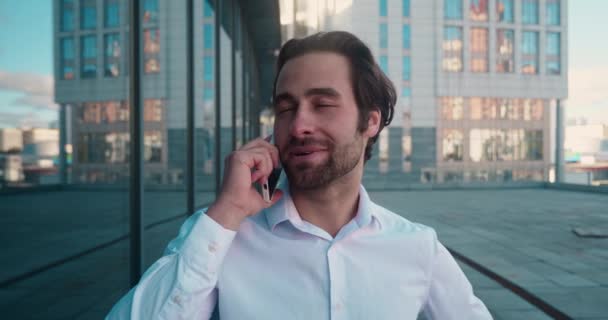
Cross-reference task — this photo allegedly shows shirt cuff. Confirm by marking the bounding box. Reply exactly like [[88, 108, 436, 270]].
[[180, 213, 237, 276]]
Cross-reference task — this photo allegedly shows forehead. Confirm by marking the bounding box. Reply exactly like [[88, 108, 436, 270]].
[[275, 52, 353, 96]]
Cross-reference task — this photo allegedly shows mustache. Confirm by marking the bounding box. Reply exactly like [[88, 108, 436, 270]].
[[286, 137, 331, 148]]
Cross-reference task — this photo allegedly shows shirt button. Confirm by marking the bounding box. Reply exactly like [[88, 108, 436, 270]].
[[172, 295, 183, 307], [333, 302, 343, 311], [208, 241, 219, 253]]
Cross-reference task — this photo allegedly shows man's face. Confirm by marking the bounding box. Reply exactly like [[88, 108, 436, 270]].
[[273, 52, 378, 189]]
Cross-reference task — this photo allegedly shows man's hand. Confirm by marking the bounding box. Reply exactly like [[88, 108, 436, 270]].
[[206, 137, 284, 230]]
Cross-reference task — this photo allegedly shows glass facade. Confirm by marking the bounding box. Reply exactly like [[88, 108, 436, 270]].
[[80, 0, 97, 30], [470, 0, 488, 21], [60, 37, 75, 80], [403, 0, 410, 17], [546, 32, 561, 75], [522, 0, 539, 25], [60, 0, 75, 32], [143, 0, 158, 23], [443, 26, 463, 72], [521, 31, 539, 74], [379, 55, 388, 73], [470, 28, 488, 73], [496, 29, 514, 73], [444, 0, 463, 20], [546, 0, 560, 25], [403, 56, 411, 80], [403, 25, 410, 49], [104, 33, 121, 77], [496, 0, 514, 23], [104, 0, 120, 28], [81, 35, 97, 78], [143, 28, 160, 74], [380, 0, 388, 17], [380, 23, 388, 49]]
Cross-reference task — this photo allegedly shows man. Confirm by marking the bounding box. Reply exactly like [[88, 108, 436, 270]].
[[107, 31, 492, 319]]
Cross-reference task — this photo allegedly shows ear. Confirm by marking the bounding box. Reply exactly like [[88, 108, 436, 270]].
[[365, 108, 381, 138]]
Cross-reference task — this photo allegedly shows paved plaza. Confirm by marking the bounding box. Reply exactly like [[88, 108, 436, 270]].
[[0, 187, 606, 319]]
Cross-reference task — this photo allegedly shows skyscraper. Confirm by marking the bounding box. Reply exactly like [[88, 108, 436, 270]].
[[280, 0, 567, 185], [53, 0, 273, 189]]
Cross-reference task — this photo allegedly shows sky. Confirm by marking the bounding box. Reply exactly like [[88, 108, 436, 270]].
[[0, 0, 607, 129]]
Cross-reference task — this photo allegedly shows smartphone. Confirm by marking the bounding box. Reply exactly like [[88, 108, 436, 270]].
[[262, 167, 282, 203], [261, 135, 282, 202]]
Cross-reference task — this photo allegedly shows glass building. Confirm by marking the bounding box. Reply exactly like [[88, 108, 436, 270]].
[[278, 0, 567, 185]]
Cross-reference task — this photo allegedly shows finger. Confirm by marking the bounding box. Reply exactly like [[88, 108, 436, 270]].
[[243, 145, 280, 169], [249, 150, 274, 183]]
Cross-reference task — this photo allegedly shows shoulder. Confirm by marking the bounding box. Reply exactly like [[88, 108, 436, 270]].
[[371, 202, 438, 245]]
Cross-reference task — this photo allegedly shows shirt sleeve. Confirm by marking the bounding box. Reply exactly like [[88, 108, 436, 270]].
[[421, 232, 493, 320], [105, 209, 237, 320]]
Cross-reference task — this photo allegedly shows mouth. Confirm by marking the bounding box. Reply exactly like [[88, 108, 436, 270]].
[[287, 147, 327, 162]]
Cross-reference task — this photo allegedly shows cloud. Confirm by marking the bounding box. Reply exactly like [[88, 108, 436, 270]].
[[0, 111, 55, 129], [0, 70, 58, 111]]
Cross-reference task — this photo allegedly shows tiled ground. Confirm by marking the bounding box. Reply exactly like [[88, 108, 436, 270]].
[[1, 187, 606, 319]]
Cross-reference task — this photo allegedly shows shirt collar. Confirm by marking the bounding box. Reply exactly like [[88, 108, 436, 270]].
[[264, 177, 378, 233]]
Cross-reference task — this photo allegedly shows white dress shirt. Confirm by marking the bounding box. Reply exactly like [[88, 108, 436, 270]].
[[107, 184, 492, 319]]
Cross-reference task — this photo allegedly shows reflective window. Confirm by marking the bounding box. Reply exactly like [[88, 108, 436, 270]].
[[143, 0, 159, 23], [546, 32, 561, 75], [143, 28, 160, 73], [522, 0, 539, 24], [104, 0, 120, 28], [470, 97, 496, 120], [204, 56, 213, 81], [144, 131, 162, 163], [470, 28, 488, 73], [521, 31, 539, 74], [204, 0, 214, 17], [470, 0, 488, 21], [443, 27, 463, 72], [60, 0, 75, 32], [143, 99, 164, 122], [403, 0, 410, 17], [379, 55, 388, 73], [380, 0, 387, 16], [380, 23, 388, 49], [496, 29, 514, 73], [546, 0, 560, 25], [104, 33, 121, 77], [204, 24, 214, 49], [440, 97, 464, 120], [60, 37, 75, 80], [442, 129, 464, 161], [496, 0, 514, 23], [403, 56, 411, 80], [77, 131, 129, 164], [80, 0, 97, 30], [81, 35, 97, 78], [444, 0, 463, 19], [403, 25, 410, 49]]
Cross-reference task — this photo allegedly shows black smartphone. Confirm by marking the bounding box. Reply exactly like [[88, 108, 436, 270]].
[[261, 134, 283, 202], [262, 168, 283, 202]]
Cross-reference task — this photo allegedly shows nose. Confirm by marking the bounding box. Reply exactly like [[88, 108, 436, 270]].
[[289, 105, 315, 138]]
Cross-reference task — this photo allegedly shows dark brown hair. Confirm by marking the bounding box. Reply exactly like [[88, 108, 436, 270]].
[[272, 31, 397, 162]]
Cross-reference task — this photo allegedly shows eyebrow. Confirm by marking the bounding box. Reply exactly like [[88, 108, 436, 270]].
[[273, 87, 341, 106]]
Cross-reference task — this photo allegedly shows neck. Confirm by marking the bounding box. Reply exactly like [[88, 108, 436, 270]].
[[289, 160, 364, 238]]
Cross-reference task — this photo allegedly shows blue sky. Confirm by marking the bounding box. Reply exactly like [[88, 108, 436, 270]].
[[0, 0, 607, 128]]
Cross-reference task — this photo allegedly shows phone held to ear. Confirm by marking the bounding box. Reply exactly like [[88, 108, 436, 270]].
[[261, 134, 282, 202], [262, 168, 282, 202]]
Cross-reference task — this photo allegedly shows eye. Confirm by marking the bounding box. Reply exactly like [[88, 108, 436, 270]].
[[276, 104, 295, 115]]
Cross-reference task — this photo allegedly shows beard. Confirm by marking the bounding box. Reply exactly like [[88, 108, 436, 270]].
[[280, 133, 364, 190]]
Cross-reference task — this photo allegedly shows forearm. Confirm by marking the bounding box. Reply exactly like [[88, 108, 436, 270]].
[[106, 212, 237, 319]]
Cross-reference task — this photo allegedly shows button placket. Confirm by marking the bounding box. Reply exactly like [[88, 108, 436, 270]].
[[328, 244, 346, 319]]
